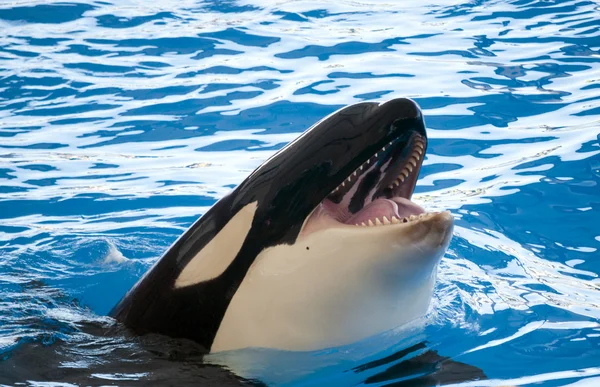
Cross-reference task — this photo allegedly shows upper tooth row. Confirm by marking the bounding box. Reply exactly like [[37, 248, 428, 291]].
[[332, 140, 395, 193], [355, 212, 435, 227], [388, 144, 424, 189]]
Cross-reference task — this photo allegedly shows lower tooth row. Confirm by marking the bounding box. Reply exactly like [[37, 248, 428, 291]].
[[356, 212, 435, 227]]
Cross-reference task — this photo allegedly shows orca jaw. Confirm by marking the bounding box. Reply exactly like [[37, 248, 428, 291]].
[[294, 112, 450, 243], [299, 130, 430, 236]]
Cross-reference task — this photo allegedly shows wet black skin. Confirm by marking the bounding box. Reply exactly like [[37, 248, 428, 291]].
[[110, 98, 427, 351]]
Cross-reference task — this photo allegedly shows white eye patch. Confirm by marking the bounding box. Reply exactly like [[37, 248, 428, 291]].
[[174, 201, 258, 288]]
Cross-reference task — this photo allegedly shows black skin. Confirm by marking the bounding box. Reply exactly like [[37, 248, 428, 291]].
[[110, 98, 428, 351]]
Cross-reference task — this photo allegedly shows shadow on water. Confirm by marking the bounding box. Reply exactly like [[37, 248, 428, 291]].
[[1, 327, 251, 386], [0, 313, 486, 387]]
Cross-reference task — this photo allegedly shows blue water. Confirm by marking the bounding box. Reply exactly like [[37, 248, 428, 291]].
[[1, 0, 599, 386]]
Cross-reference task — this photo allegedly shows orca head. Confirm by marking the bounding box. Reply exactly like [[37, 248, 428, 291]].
[[111, 98, 452, 354], [202, 98, 454, 352]]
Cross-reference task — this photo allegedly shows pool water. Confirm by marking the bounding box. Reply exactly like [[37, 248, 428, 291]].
[[1, 0, 599, 386]]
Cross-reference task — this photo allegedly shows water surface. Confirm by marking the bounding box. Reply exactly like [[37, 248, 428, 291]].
[[1, 0, 600, 386]]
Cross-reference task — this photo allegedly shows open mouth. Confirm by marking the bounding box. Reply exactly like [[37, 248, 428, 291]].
[[302, 132, 433, 233]]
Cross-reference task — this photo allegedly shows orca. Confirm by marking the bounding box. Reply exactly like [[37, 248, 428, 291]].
[[110, 98, 454, 354]]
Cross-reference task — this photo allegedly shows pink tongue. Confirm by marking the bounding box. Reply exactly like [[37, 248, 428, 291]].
[[346, 197, 424, 225]]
